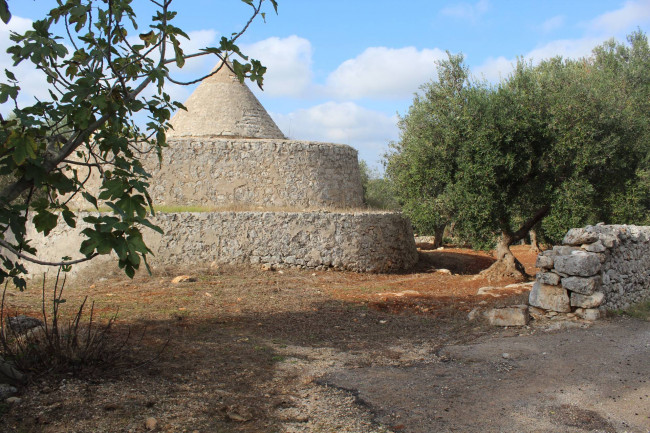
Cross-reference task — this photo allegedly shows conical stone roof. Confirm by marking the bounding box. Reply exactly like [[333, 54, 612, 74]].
[[168, 63, 285, 139]]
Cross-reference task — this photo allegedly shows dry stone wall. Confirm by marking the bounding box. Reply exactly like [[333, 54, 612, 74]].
[[530, 224, 650, 318], [17, 211, 418, 277], [144, 138, 365, 209]]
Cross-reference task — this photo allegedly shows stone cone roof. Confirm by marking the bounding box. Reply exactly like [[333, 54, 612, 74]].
[[168, 63, 285, 139]]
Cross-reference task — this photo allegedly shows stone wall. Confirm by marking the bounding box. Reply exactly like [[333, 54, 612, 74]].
[[530, 224, 650, 318], [17, 211, 418, 277], [143, 138, 364, 209]]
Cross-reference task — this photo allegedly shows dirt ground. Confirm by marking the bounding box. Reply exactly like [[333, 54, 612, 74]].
[[0, 245, 648, 432]]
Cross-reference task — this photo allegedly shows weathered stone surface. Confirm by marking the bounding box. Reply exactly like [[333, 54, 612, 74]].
[[575, 308, 603, 321], [19, 211, 419, 275], [561, 276, 602, 295], [7, 315, 43, 334], [529, 282, 571, 313], [582, 240, 606, 253], [570, 292, 605, 309], [484, 305, 529, 327], [536, 271, 560, 286], [0, 384, 17, 400], [563, 228, 600, 246], [552, 245, 580, 256], [0, 357, 23, 385], [171, 275, 196, 284], [554, 251, 601, 277], [535, 255, 554, 269]]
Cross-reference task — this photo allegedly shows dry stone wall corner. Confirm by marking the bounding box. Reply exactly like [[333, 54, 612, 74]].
[[530, 224, 650, 318]]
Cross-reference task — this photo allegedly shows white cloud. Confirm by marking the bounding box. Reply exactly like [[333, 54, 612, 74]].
[[440, 0, 489, 21], [243, 35, 313, 97], [540, 15, 565, 33], [586, 0, 650, 34], [272, 102, 398, 165], [326, 46, 446, 100], [473, 56, 514, 82]]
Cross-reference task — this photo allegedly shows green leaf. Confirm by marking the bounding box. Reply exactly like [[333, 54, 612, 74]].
[[0, 0, 10, 24], [33, 211, 59, 236], [62, 210, 76, 228]]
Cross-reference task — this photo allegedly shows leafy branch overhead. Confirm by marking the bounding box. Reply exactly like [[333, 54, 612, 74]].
[[0, 0, 278, 288]]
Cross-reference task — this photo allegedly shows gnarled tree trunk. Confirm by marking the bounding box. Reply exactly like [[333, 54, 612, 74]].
[[432, 224, 446, 249], [480, 206, 550, 281], [529, 229, 540, 253]]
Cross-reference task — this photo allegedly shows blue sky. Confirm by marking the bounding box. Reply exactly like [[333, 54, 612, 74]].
[[2, 0, 650, 168]]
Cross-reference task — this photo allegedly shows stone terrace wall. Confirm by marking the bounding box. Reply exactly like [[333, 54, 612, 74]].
[[530, 224, 650, 318], [144, 138, 365, 209], [17, 211, 418, 277]]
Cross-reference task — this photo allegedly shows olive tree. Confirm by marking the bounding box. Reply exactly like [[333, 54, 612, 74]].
[[0, 0, 277, 288], [388, 33, 649, 279]]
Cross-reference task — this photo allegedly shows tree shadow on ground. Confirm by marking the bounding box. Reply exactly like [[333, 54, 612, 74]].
[[414, 250, 496, 275]]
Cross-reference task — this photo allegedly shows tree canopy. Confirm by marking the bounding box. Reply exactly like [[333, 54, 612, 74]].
[[387, 31, 650, 278], [0, 0, 277, 288]]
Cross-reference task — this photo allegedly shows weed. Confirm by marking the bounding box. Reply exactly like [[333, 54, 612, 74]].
[[613, 300, 650, 321], [0, 269, 167, 380]]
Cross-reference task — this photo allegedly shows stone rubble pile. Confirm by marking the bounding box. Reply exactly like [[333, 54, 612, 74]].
[[529, 224, 650, 319]]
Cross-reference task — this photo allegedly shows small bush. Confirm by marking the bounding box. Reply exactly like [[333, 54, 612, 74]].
[[0, 269, 164, 380]]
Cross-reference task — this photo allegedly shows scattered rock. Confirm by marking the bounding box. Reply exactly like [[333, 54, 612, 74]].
[[484, 305, 529, 327], [0, 357, 24, 385], [467, 308, 481, 321], [436, 268, 452, 275], [528, 306, 546, 320], [261, 264, 273, 271], [570, 292, 605, 309], [575, 308, 603, 321], [7, 315, 43, 334], [502, 353, 511, 359], [171, 275, 196, 284], [0, 384, 17, 400], [223, 405, 253, 422], [145, 417, 157, 430], [5, 396, 21, 404], [528, 282, 571, 313]]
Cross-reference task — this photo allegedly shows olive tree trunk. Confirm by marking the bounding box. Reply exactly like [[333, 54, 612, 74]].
[[480, 206, 550, 281]]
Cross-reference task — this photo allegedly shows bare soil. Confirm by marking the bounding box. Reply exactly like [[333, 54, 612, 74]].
[[0, 245, 648, 432]]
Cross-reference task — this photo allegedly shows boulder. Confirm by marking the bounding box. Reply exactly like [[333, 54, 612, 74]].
[[553, 251, 601, 277], [484, 305, 529, 327], [529, 282, 571, 313], [570, 291, 605, 309], [561, 276, 601, 295]]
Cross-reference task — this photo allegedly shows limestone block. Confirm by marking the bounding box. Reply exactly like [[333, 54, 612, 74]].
[[553, 251, 601, 276], [570, 291, 605, 308], [582, 240, 606, 253], [536, 271, 560, 286], [535, 255, 554, 269], [484, 305, 529, 327], [561, 276, 602, 295], [529, 282, 571, 313], [552, 245, 580, 256], [563, 228, 600, 246]]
